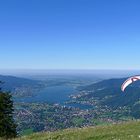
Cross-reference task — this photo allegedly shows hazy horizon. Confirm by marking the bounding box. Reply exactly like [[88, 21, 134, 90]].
[[0, 69, 140, 78]]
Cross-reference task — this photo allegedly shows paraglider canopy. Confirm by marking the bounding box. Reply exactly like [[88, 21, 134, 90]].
[[121, 76, 140, 92]]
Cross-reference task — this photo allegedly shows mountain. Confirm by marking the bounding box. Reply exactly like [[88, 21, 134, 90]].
[[0, 75, 40, 88], [78, 78, 140, 117], [81, 77, 140, 91], [0, 75, 44, 97], [14, 121, 140, 140]]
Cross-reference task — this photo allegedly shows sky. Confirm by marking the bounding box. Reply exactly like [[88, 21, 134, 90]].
[[0, 0, 140, 70]]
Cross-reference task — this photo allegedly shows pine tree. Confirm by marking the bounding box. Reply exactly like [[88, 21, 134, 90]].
[[0, 87, 17, 138]]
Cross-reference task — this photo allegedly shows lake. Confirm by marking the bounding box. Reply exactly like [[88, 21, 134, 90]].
[[16, 85, 93, 110]]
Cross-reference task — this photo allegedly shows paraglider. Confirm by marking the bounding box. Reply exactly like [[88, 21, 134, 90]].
[[121, 76, 140, 92]]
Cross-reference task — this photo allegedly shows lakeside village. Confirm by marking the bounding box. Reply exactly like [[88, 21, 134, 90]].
[[14, 90, 132, 134]]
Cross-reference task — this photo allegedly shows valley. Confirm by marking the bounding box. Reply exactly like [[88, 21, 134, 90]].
[[0, 74, 140, 136]]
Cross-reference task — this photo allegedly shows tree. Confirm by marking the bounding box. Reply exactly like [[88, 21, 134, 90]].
[[0, 86, 17, 138]]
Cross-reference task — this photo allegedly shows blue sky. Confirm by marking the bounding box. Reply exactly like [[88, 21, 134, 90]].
[[0, 0, 140, 70]]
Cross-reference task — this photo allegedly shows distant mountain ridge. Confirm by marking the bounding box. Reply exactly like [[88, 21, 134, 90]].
[[0, 75, 46, 99], [82, 77, 140, 91], [0, 75, 40, 90], [78, 77, 140, 117]]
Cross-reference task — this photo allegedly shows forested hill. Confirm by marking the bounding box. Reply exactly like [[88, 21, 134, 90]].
[[78, 78, 140, 117], [0, 75, 42, 90], [81, 77, 140, 91]]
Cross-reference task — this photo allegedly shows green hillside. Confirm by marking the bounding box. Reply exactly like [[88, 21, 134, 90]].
[[12, 121, 140, 140]]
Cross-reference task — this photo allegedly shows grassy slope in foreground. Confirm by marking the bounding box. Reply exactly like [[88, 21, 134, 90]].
[[13, 121, 140, 140]]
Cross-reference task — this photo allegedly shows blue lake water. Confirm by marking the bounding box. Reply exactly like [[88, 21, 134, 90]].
[[16, 85, 76, 103], [15, 85, 93, 110]]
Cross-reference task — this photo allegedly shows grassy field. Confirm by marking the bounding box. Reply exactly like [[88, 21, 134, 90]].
[[1, 121, 140, 140]]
